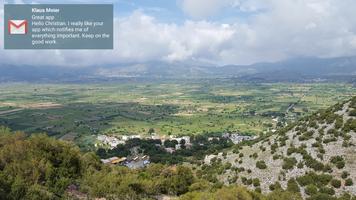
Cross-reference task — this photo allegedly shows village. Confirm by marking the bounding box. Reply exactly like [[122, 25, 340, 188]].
[[96, 132, 257, 169]]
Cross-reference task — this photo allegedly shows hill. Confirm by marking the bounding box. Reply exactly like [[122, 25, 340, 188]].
[[202, 96, 356, 199]]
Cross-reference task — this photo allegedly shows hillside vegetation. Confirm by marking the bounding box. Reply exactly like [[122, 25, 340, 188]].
[[0, 127, 309, 200], [202, 97, 356, 200]]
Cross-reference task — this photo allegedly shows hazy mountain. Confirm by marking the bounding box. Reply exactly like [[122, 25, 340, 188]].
[[1, 56, 356, 82]]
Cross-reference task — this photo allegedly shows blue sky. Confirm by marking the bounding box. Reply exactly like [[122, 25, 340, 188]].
[[115, 0, 255, 24], [116, 0, 186, 24], [1, 0, 356, 67]]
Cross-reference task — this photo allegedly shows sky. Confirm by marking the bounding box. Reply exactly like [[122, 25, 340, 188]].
[[1, 0, 356, 67]]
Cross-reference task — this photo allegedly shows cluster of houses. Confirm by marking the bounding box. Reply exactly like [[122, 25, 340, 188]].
[[96, 134, 141, 149], [208, 133, 257, 145], [97, 132, 257, 168], [101, 155, 150, 169], [96, 134, 192, 153], [222, 133, 257, 144]]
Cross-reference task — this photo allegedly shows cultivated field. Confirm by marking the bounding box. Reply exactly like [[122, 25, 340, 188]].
[[0, 80, 354, 148]]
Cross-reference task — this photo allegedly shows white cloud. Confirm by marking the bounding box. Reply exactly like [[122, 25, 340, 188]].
[[1, 0, 356, 67], [0, 11, 237, 66], [179, 0, 235, 19]]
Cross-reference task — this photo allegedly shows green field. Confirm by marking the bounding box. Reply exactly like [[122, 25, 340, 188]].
[[0, 80, 354, 148]]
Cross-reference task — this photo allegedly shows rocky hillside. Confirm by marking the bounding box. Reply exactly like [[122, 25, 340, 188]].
[[203, 97, 356, 199]]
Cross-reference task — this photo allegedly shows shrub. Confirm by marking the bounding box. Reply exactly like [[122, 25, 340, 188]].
[[252, 178, 260, 187], [255, 187, 261, 193], [336, 161, 345, 169], [296, 172, 332, 187], [330, 179, 341, 188], [349, 109, 356, 117], [297, 162, 304, 169], [334, 116, 343, 129], [322, 165, 333, 173], [273, 154, 281, 160], [307, 193, 335, 200], [341, 171, 349, 179], [345, 178, 353, 186], [319, 186, 335, 195], [251, 152, 258, 159], [305, 184, 318, 196], [224, 163, 232, 170], [343, 119, 356, 132], [246, 179, 252, 185], [330, 156, 345, 169], [256, 161, 267, 169], [269, 181, 282, 191], [287, 178, 300, 193], [304, 155, 325, 171], [282, 157, 297, 170]]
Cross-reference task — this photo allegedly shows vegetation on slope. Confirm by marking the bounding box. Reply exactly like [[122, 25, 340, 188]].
[[200, 96, 356, 200], [0, 126, 323, 200]]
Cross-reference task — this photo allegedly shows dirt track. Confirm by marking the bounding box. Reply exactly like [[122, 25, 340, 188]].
[[0, 109, 24, 116]]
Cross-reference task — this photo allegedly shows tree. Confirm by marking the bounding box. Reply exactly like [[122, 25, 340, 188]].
[[164, 140, 178, 148], [172, 166, 195, 195]]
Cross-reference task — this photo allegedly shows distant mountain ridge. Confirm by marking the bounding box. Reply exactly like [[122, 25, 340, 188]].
[[1, 56, 356, 82]]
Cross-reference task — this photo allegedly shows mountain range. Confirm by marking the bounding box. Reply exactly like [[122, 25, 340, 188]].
[[1, 56, 356, 82]]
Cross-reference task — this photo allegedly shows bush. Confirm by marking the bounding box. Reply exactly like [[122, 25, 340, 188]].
[[335, 116, 344, 129], [330, 156, 345, 169], [269, 182, 282, 191], [297, 162, 304, 169], [319, 186, 335, 195], [341, 171, 349, 179], [287, 178, 300, 193], [345, 178, 353, 186], [322, 165, 333, 173], [252, 178, 260, 187], [304, 155, 325, 171], [251, 152, 258, 159], [307, 193, 335, 200], [255, 187, 261, 193], [349, 109, 356, 117], [305, 184, 318, 196], [246, 179, 252, 185], [296, 172, 332, 187], [330, 179, 341, 188], [256, 161, 267, 169], [282, 157, 297, 170]]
